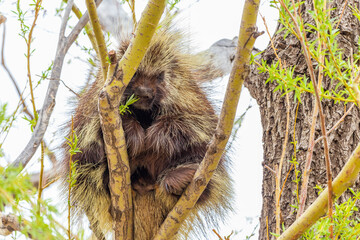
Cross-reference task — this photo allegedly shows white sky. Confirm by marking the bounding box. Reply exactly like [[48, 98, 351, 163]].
[[0, 0, 278, 239]]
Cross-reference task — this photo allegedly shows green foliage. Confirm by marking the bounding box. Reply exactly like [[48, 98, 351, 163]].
[[38, 62, 54, 85], [0, 166, 65, 239], [167, 0, 181, 11], [12, 0, 30, 42], [301, 189, 360, 239], [119, 94, 139, 115], [0, 165, 35, 211], [65, 130, 82, 156], [0, 103, 11, 154], [261, 0, 360, 105], [23, 115, 37, 132]]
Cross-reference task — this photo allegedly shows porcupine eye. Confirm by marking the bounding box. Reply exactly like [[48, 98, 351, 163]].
[[157, 71, 165, 83]]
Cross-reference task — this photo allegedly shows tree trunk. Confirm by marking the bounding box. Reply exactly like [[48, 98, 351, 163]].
[[245, 0, 360, 238]]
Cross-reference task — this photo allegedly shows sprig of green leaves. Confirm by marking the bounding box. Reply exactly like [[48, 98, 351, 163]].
[[119, 94, 139, 115]]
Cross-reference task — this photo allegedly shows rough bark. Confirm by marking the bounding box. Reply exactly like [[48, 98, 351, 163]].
[[245, 0, 360, 239]]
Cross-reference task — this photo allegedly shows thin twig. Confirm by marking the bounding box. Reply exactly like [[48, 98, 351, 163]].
[[36, 75, 81, 98], [36, 141, 45, 214], [128, 0, 137, 28], [85, 0, 108, 81], [335, 0, 349, 29], [63, 0, 99, 55], [261, 14, 290, 235], [293, 101, 300, 204], [279, 0, 334, 229], [68, 117, 74, 240], [212, 229, 224, 240], [275, 92, 290, 235], [264, 164, 277, 175], [0, 17, 33, 119], [314, 103, 355, 145], [12, 0, 103, 169], [26, 0, 43, 121], [266, 216, 270, 240], [297, 13, 326, 217]]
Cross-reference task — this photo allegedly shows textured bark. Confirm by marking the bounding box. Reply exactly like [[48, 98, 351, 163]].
[[245, 0, 360, 239]]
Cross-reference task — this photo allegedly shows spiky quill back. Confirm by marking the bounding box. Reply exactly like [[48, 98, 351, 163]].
[[60, 28, 233, 240]]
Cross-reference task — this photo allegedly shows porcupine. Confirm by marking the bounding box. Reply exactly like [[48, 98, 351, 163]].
[[60, 29, 233, 239]]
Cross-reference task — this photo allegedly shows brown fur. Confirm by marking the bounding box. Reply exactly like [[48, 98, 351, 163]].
[[60, 29, 232, 239]]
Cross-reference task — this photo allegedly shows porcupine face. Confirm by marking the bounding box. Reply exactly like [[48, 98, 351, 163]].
[[123, 71, 165, 110]]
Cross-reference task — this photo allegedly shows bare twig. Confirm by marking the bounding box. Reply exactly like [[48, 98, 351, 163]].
[[314, 103, 355, 145], [261, 14, 290, 235], [26, 0, 43, 122], [128, 0, 137, 28], [63, 0, 99, 55], [212, 229, 224, 240], [29, 169, 58, 189], [293, 101, 300, 203], [37, 141, 45, 214], [264, 164, 277, 175]]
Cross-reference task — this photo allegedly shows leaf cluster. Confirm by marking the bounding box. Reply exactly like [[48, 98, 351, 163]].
[[261, 0, 360, 105], [65, 130, 81, 156], [0, 166, 69, 239], [0, 165, 35, 211], [119, 94, 139, 115], [302, 189, 360, 239]]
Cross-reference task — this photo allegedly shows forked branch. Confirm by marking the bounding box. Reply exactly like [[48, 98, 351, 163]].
[[153, 0, 262, 238], [12, 0, 103, 169], [96, 0, 167, 239]]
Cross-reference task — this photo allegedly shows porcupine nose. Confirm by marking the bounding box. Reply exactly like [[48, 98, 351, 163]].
[[135, 86, 154, 99]]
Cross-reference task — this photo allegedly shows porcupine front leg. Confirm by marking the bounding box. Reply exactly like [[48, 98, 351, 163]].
[[158, 163, 199, 195], [145, 115, 212, 200]]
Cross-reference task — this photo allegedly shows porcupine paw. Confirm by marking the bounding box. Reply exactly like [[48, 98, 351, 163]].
[[159, 163, 199, 195]]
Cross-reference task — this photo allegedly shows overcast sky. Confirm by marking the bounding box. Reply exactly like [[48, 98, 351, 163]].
[[0, 0, 277, 239]]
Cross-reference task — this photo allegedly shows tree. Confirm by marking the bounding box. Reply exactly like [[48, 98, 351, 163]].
[[246, 0, 360, 238], [0, 0, 257, 239], [2, 0, 360, 239]]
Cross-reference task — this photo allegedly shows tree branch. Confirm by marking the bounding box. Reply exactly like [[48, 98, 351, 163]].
[[153, 0, 261, 238], [85, 0, 108, 80], [278, 140, 360, 239], [0, 16, 33, 119], [97, 0, 166, 239], [12, 0, 103, 169]]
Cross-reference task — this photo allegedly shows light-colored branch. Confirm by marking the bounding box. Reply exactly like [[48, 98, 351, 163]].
[[85, 0, 108, 81], [97, 1, 166, 239], [12, 0, 103, 169], [153, 0, 261, 238], [278, 140, 360, 239], [63, 0, 99, 56]]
